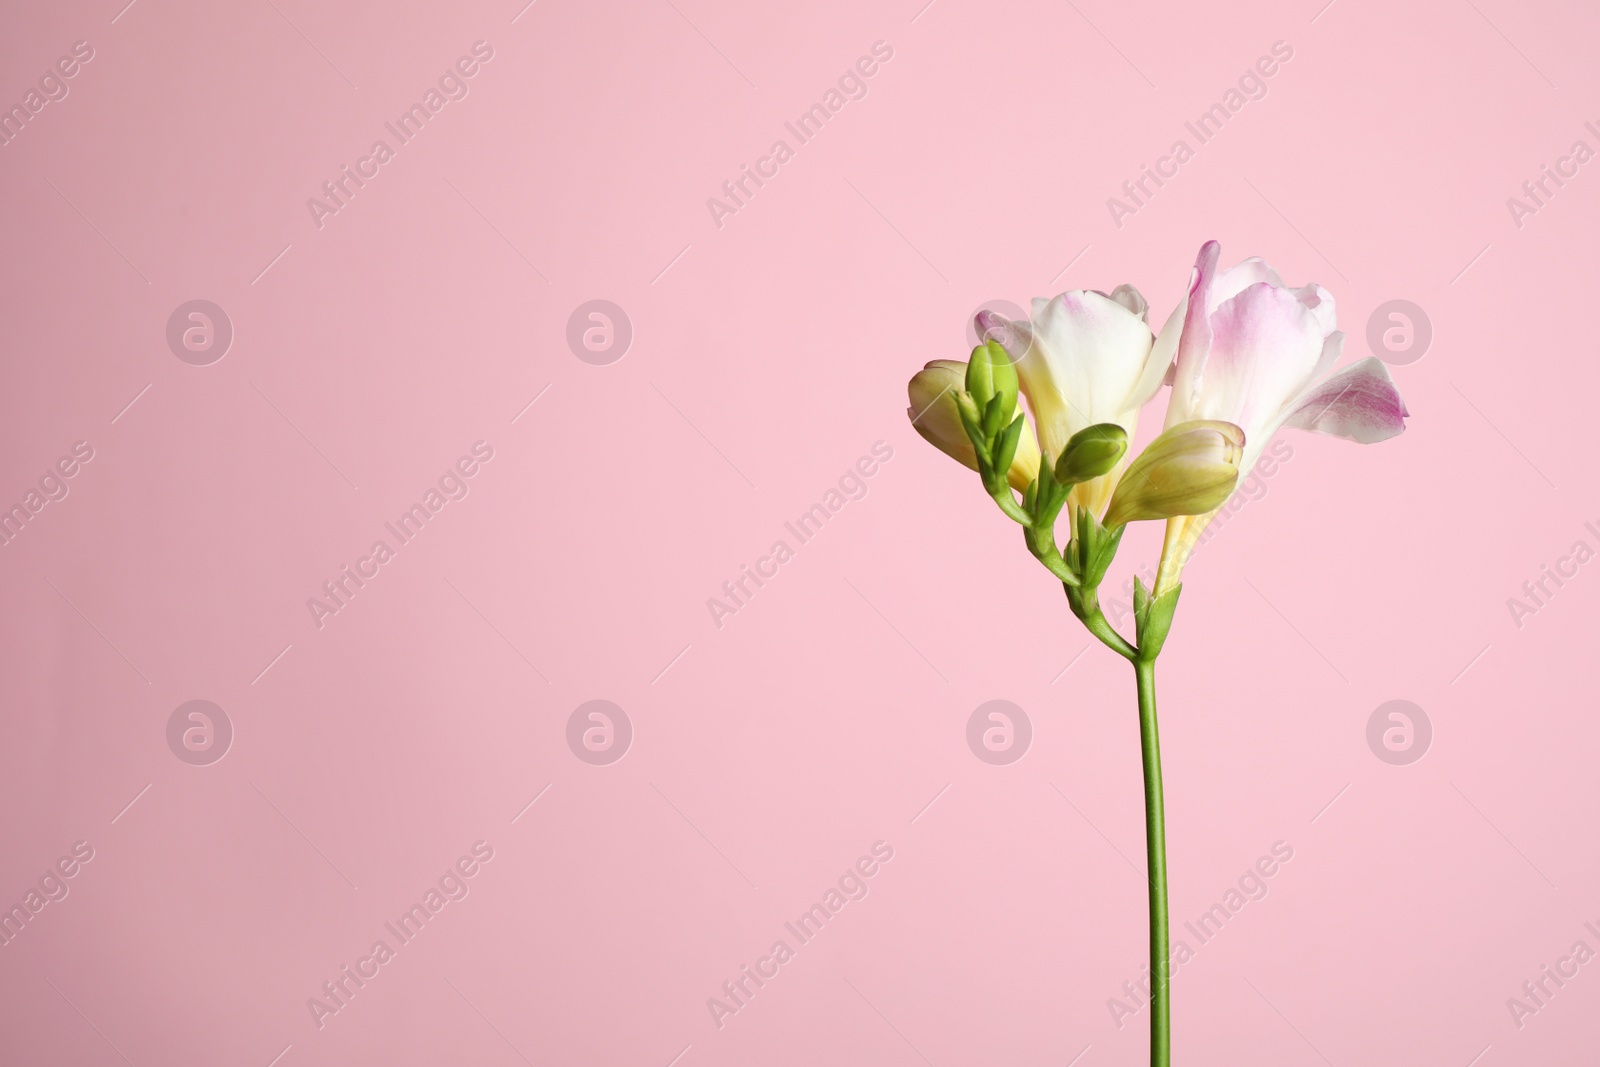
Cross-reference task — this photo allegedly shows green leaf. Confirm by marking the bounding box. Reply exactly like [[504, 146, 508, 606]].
[[964, 346, 994, 405], [982, 393, 1008, 440], [1135, 584, 1182, 662], [993, 413, 1024, 475]]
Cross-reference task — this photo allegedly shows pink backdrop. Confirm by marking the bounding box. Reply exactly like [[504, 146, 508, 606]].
[[1, 0, 1596, 1064]]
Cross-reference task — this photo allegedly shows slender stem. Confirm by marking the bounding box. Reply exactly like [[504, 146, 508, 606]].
[[1031, 530, 1080, 586], [1083, 603, 1136, 660], [1135, 658, 1171, 1067], [1066, 585, 1136, 660], [989, 487, 1032, 525]]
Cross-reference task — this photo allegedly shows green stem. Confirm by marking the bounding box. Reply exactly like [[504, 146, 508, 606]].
[[1029, 528, 1080, 586], [1066, 586, 1136, 660], [1135, 658, 1171, 1067]]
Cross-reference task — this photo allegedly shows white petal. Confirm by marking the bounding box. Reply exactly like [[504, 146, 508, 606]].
[[1206, 256, 1286, 315], [1308, 330, 1345, 384], [1292, 282, 1338, 339], [1016, 289, 1154, 457], [1106, 283, 1149, 321], [1144, 298, 1186, 409]]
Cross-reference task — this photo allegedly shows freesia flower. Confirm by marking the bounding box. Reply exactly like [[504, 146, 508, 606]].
[[907, 359, 1041, 490], [903, 241, 1415, 1067], [1153, 240, 1409, 592], [977, 285, 1173, 518]]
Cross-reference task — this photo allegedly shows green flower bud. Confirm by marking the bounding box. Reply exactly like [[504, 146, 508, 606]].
[[1055, 423, 1128, 485], [964, 341, 1018, 419], [1103, 420, 1244, 528], [906, 360, 1040, 490]]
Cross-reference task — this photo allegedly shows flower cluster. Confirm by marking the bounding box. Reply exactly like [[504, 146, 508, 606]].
[[907, 240, 1409, 655]]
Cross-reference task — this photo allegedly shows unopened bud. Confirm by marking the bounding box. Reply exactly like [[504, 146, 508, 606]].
[[964, 340, 1019, 419], [1055, 423, 1128, 485], [1103, 420, 1244, 528], [907, 360, 1040, 490]]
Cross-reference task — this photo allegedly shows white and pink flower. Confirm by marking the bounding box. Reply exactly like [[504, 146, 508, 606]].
[[1153, 240, 1409, 589], [977, 285, 1172, 518]]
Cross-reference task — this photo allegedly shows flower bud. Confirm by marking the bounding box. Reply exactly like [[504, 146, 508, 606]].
[[1055, 423, 1128, 485], [1103, 420, 1244, 528], [907, 360, 1040, 490], [964, 341, 1019, 421]]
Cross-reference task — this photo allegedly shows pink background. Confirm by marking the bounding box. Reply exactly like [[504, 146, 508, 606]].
[[1, 0, 1597, 1063]]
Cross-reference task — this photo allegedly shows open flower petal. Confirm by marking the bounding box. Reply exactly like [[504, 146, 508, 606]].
[[1207, 256, 1286, 313], [1188, 281, 1330, 438], [1280, 356, 1409, 443], [1019, 290, 1155, 455]]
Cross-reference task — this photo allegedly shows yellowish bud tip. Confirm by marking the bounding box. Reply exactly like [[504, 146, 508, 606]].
[[907, 360, 1039, 490], [1102, 420, 1245, 528]]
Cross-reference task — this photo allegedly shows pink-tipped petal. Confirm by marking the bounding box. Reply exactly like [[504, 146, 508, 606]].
[[1281, 357, 1409, 443], [974, 309, 1036, 369], [1207, 255, 1287, 314], [1167, 241, 1222, 421]]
